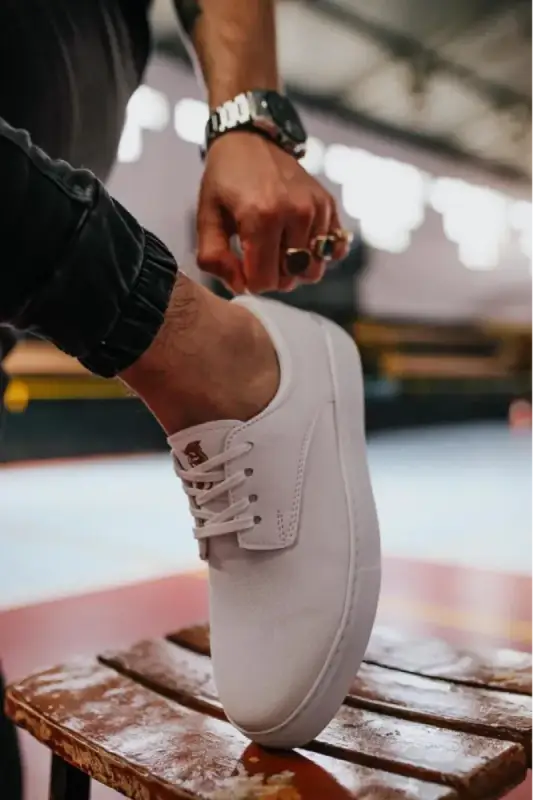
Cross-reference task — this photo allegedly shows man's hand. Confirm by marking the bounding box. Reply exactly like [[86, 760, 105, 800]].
[[196, 132, 345, 294], [173, 0, 348, 293]]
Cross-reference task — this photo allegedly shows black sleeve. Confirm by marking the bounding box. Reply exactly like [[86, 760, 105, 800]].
[[0, 117, 177, 377]]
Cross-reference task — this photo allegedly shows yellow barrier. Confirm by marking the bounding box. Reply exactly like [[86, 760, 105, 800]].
[[3, 322, 529, 410], [3, 342, 129, 410], [4, 377, 129, 412]]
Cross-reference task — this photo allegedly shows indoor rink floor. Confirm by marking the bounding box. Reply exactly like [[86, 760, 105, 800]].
[[0, 421, 530, 610], [1, 420, 531, 799]]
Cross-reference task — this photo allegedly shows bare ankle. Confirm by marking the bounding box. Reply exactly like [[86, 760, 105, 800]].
[[121, 276, 279, 434]]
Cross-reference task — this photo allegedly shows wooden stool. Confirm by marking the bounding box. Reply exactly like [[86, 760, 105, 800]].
[[6, 625, 532, 799]]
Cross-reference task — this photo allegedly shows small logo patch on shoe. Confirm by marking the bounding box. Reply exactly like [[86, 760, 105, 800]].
[[184, 440, 209, 468], [184, 441, 213, 499]]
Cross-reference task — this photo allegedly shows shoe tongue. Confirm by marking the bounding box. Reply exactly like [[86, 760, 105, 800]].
[[167, 419, 241, 469]]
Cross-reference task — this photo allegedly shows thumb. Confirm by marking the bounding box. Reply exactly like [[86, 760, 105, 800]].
[[196, 201, 245, 294]]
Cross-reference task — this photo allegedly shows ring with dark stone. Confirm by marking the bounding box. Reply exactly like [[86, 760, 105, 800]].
[[285, 248, 312, 275], [311, 235, 338, 261]]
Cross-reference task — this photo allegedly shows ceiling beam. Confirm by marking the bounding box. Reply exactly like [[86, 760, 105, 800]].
[[154, 36, 530, 184], [306, 0, 532, 113]]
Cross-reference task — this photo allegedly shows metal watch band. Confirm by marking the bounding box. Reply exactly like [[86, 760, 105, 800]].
[[204, 90, 307, 160], [207, 93, 253, 140]]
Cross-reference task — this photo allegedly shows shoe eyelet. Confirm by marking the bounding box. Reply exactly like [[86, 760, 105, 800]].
[[253, 515, 262, 525], [249, 494, 258, 503], [244, 468, 254, 477]]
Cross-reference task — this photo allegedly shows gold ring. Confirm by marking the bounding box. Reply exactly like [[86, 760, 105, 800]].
[[332, 228, 354, 247], [285, 248, 312, 276], [311, 235, 337, 261], [311, 229, 353, 261]]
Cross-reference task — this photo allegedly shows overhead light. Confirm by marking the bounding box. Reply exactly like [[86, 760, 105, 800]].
[[173, 98, 208, 145], [323, 144, 357, 184], [118, 86, 170, 163], [509, 200, 532, 261], [430, 178, 511, 270], [300, 136, 325, 175], [342, 151, 426, 253]]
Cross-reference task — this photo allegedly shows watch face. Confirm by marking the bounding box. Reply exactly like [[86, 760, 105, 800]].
[[265, 91, 307, 143]]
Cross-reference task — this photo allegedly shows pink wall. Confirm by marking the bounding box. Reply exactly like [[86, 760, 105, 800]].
[[108, 58, 532, 323]]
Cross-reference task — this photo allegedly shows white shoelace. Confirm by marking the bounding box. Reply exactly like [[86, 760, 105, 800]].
[[175, 442, 256, 541]]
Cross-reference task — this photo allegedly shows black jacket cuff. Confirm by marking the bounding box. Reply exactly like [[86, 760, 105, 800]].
[[80, 229, 177, 377]]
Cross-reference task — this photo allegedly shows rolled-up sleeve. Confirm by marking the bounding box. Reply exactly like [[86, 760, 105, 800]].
[[0, 117, 177, 377]]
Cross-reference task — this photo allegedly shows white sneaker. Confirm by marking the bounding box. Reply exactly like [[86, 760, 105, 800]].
[[168, 297, 381, 748]]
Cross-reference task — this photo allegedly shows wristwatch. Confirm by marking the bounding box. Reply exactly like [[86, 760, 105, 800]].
[[204, 90, 307, 159]]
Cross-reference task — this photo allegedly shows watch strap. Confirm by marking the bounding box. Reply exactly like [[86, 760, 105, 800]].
[[206, 92, 254, 143], [204, 90, 307, 160]]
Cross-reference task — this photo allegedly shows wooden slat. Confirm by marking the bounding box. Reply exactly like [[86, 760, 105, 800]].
[[169, 624, 532, 696], [6, 660, 457, 800], [148, 633, 533, 749], [350, 663, 531, 757], [102, 640, 222, 715], [168, 624, 211, 655], [366, 628, 532, 695], [101, 639, 527, 798]]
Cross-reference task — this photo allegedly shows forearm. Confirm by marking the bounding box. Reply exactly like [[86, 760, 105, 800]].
[[0, 117, 177, 377], [174, 0, 279, 106]]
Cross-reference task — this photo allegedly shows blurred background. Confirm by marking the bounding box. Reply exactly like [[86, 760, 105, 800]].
[[3, 0, 532, 458], [0, 2, 531, 796]]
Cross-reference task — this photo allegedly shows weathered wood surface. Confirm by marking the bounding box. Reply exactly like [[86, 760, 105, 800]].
[[101, 638, 527, 798], [365, 628, 532, 696], [6, 623, 531, 799], [6, 660, 459, 800], [109, 637, 533, 753], [168, 624, 533, 696]]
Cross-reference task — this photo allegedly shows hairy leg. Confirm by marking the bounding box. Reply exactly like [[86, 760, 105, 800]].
[[121, 274, 280, 434]]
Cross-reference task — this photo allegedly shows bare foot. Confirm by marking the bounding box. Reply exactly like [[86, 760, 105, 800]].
[[120, 274, 280, 434]]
